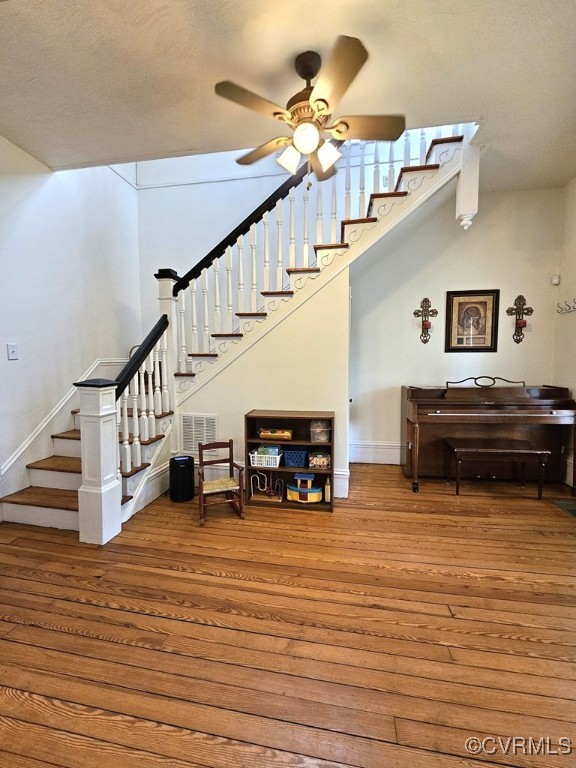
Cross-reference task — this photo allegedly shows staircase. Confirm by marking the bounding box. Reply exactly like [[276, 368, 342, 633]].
[[0, 123, 480, 542], [0, 410, 166, 532]]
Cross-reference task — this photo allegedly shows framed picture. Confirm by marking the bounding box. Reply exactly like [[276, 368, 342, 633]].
[[445, 289, 500, 352]]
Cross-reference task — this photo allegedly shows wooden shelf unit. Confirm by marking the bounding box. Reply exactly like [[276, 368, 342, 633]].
[[244, 409, 334, 511]]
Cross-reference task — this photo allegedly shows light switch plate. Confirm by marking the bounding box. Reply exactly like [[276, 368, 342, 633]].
[[6, 343, 18, 360]]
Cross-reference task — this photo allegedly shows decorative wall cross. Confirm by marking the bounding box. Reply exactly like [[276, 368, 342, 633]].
[[413, 298, 438, 344], [506, 295, 533, 344]]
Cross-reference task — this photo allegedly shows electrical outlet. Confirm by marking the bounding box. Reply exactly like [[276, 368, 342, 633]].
[[6, 343, 18, 360]]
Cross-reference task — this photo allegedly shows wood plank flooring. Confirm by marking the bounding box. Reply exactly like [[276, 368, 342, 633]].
[[0, 464, 575, 767]]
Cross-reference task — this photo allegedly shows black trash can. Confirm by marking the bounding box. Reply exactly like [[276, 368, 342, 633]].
[[169, 455, 195, 502]]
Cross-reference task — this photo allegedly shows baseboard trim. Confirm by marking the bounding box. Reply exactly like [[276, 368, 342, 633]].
[[349, 441, 401, 465]]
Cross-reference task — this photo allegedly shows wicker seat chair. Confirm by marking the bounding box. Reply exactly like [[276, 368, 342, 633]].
[[197, 439, 245, 526]]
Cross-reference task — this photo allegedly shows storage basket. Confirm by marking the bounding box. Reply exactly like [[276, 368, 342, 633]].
[[309, 450, 331, 469], [284, 449, 308, 467], [310, 427, 331, 442], [249, 452, 282, 468]]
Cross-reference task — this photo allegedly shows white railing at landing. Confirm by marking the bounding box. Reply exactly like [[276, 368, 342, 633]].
[[175, 123, 473, 368]]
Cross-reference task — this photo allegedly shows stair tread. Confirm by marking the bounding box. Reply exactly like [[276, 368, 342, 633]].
[[425, 134, 463, 162], [286, 267, 321, 274], [26, 456, 81, 473], [0, 486, 132, 510], [314, 242, 349, 251], [0, 486, 79, 511], [52, 429, 81, 440], [342, 216, 378, 225]]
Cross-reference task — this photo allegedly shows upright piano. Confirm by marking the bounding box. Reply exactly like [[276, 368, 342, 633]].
[[401, 377, 576, 493]]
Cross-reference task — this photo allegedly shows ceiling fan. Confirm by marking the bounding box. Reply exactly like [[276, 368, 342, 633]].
[[215, 35, 405, 181]]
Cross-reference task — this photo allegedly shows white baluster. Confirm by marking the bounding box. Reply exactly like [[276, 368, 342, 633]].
[[225, 246, 234, 332], [331, 175, 338, 243], [178, 290, 187, 373], [213, 257, 221, 335], [302, 183, 310, 267], [404, 131, 410, 168], [153, 342, 162, 415], [387, 140, 395, 192], [289, 189, 296, 268], [359, 142, 366, 217], [373, 141, 380, 195], [419, 129, 427, 164], [263, 211, 270, 293], [250, 223, 257, 310], [275, 200, 283, 290], [201, 268, 210, 352], [237, 235, 244, 314], [146, 352, 156, 439], [120, 390, 131, 474], [130, 374, 141, 468], [138, 364, 149, 443], [189, 279, 198, 355], [345, 144, 351, 220], [160, 331, 169, 414], [316, 182, 323, 247]]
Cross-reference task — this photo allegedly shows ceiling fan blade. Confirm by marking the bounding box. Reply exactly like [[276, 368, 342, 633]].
[[328, 114, 406, 141], [309, 36, 368, 117], [236, 137, 292, 165], [308, 150, 337, 182], [215, 81, 290, 122]]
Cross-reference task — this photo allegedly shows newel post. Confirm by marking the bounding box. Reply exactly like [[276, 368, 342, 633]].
[[73, 379, 122, 544]]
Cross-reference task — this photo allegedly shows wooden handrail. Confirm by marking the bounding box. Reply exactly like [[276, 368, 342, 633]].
[[114, 314, 169, 400], [172, 162, 310, 296]]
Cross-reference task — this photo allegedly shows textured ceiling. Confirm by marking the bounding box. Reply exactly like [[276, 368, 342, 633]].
[[0, 0, 575, 192]]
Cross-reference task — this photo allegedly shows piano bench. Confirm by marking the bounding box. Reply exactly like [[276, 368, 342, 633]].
[[444, 438, 551, 499]]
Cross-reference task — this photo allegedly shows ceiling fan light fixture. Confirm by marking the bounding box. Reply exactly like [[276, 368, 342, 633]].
[[277, 144, 301, 174], [317, 140, 342, 172], [292, 121, 320, 154]]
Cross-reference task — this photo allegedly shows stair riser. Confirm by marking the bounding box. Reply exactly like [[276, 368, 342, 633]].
[[28, 469, 82, 491], [1, 503, 79, 531], [52, 438, 82, 457]]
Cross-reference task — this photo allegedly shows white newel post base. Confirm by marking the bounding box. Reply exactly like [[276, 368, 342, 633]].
[[74, 380, 122, 545]]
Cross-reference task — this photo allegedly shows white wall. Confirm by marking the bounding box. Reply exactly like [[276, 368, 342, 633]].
[[135, 153, 570, 474], [349, 187, 564, 462], [554, 177, 576, 392], [136, 153, 285, 329], [177, 268, 350, 494], [0, 136, 141, 491]]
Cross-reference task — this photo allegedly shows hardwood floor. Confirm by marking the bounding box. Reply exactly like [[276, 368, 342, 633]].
[[0, 464, 575, 767]]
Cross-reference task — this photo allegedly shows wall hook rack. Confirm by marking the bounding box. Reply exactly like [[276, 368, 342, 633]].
[[506, 295, 533, 343], [413, 298, 438, 344], [557, 299, 576, 314]]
